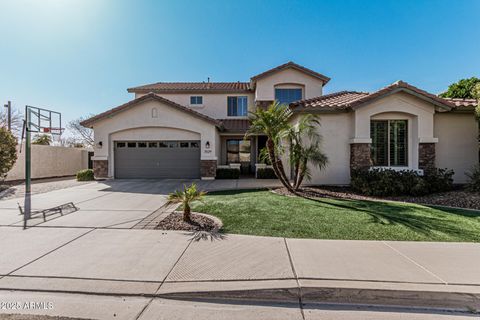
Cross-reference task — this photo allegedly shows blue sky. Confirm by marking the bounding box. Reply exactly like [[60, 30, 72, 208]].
[[0, 0, 479, 125]]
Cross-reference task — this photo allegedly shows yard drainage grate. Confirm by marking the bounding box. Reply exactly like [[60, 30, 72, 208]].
[[132, 203, 176, 229]]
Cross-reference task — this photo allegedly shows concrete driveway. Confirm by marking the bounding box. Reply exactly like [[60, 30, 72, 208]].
[[0, 178, 280, 229]]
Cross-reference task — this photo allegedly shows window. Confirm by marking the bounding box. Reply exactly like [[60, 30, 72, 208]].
[[226, 139, 251, 163], [190, 96, 203, 105], [190, 142, 199, 148], [148, 142, 158, 148], [158, 142, 168, 148], [116, 142, 126, 148], [127, 142, 136, 148], [138, 142, 147, 148], [167, 142, 178, 148], [371, 120, 408, 166], [275, 88, 302, 104], [227, 96, 248, 116], [180, 142, 189, 148]]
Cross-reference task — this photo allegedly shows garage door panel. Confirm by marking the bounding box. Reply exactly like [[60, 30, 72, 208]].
[[114, 141, 201, 179]]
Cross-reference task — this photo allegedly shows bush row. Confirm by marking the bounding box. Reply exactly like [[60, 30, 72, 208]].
[[256, 167, 277, 179], [351, 168, 454, 196], [216, 168, 240, 179]]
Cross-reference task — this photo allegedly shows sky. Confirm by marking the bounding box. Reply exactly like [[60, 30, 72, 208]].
[[0, 0, 479, 127]]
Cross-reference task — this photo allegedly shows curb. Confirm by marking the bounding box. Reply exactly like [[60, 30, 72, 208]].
[[157, 281, 480, 312]]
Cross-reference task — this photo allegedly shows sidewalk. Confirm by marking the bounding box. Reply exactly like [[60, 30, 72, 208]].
[[0, 226, 478, 319]]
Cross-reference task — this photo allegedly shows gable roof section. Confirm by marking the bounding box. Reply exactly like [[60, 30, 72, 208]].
[[127, 82, 251, 93], [290, 91, 369, 111], [80, 93, 221, 128], [250, 61, 331, 84], [291, 81, 457, 112]]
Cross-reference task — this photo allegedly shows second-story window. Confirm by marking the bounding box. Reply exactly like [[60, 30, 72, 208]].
[[190, 96, 203, 105], [227, 96, 248, 116], [275, 88, 303, 105]]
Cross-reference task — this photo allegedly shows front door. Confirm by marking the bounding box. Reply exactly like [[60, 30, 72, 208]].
[[226, 139, 251, 174]]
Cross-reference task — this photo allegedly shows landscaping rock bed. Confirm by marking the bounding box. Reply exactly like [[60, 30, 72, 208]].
[[274, 186, 480, 210], [156, 212, 222, 232]]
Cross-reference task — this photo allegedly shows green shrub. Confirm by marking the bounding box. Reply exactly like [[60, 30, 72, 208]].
[[256, 167, 277, 179], [0, 127, 17, 181], [216, 168, 240, 179], [351, 167, 454, 196], [423, 168, 454, 193], [466, 165, 480, 192], [76, 169, 95, 181]]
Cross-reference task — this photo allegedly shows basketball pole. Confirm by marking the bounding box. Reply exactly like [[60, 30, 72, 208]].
[[24, 106, 32, 229]]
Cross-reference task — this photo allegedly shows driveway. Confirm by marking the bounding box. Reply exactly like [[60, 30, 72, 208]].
[[0, 178, 281, 229]]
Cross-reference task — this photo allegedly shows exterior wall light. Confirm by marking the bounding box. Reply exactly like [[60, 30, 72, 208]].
[[205, 141, 210, 149]]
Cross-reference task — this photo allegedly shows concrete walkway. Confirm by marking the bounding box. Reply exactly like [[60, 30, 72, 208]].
[[0, 180, 478, 319]]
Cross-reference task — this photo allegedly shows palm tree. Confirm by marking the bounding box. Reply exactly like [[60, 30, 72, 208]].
[[288, 114, 328, 190], [167, 183, 206, 223], [246, 102, 294, 192]]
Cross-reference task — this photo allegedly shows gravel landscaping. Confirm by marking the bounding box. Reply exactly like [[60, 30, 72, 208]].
[[156, 212, 220, 232], [274, 186, 480, 210]]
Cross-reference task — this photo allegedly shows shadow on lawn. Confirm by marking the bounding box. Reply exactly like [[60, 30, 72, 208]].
[[303, 195, 480, 240]]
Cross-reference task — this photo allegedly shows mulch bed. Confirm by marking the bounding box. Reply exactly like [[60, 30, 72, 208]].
[[274, 186, 480, 210], [156, 212, 217, 231]]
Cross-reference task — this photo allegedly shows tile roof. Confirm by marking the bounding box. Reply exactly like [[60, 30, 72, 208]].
[[80, 93, 221, 128], [128, 82, 251, 93], [442, 98, 478, 108], [290, 91, 369, 111], [219, 119, 251, 133], [291, 81, 462, 112], [250, 61, 330, 84]]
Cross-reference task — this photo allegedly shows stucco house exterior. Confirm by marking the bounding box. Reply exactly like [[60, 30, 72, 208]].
[[81, 62, 478, 184]]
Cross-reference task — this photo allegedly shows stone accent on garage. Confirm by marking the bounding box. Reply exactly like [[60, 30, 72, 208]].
[[350, 143, 372, 171], [419, 143, 436, 170], [200, 160, 217, 179], [93, 160, 109, 178]]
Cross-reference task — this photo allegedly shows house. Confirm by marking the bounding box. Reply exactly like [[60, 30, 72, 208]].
[[80, 62, 478, 184]]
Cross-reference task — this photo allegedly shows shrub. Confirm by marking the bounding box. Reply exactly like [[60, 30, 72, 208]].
[[256, 167, 277, 179], [216, 168, 240, 179], [466, 165, 480, 192], [351, 167, 454, 196], [423, 168, 454, 193], [0, 127, 17, 181], [76, 169, 94, 181]]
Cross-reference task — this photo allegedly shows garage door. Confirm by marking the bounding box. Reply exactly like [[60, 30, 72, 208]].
[[114, 141, 201, 179]]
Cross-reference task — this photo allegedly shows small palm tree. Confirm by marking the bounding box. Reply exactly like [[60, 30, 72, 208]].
[[168, 183, 206, 223], [246, 102, 294, 192]]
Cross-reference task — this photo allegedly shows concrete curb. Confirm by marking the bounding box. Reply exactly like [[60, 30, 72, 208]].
[[157, 280, 480, 312]]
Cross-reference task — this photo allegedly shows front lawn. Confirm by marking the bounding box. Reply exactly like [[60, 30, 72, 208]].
[[191, 190, 480, 242]]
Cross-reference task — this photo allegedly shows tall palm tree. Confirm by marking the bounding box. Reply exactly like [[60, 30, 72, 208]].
[[246, 102, 294, 192], [288, 114, 328, 190]]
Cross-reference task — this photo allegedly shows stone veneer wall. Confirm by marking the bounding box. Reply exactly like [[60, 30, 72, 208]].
[[350, 143, 372, 171], [418, 143, 436, 170], [93, 160, 108, 178], [200, 160, 217, 178]]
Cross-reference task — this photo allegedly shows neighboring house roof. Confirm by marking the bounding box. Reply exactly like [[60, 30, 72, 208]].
[[127, 82, 251, 93], [291, 81, 457, 112], [250, 61, 331, 84], [219, 119, 250, 133], [442, 98, 478, 109], [80, 93, 221, 128]]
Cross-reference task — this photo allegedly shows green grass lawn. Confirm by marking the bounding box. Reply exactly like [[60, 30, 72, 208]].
[[191, 190, 480, 242]]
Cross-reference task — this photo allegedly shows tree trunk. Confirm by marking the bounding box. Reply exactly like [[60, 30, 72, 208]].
[[295, 160, 308, 190], [266, 138, 294, 192], [183, 203, 192, 223]]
